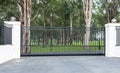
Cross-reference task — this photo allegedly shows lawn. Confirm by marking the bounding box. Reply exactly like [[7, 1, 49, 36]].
[[30, 45, 104, 54], [24, 40, 105, 54]]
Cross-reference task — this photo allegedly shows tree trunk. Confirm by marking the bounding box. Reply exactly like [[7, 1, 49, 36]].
[[83, 0, 93, 49], [50, 13, 53, 46], [42, 11, 46, 47], [62, 29, 65, 45], [69, 13, 73, 45], [18, 0, 31, 53]]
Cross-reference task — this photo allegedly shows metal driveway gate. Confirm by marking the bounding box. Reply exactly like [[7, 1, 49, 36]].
[[21, 27, 105, 56]]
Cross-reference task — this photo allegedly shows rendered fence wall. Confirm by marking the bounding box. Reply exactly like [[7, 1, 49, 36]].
[[105, 23, 120, 57], [0, 21, 21, 64]]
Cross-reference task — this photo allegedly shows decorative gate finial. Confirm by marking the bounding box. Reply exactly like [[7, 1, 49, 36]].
[[111, 18, 117, 23]]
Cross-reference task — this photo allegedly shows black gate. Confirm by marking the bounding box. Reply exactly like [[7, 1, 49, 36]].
[[21, 27, 105, 56]]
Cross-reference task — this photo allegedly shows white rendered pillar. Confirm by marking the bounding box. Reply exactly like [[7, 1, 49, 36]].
[[105, 23, 120, 57], [4, 21, 21, 58]]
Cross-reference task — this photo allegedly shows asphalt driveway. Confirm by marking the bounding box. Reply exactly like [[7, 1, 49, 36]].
[[0, 56, 120, 73]]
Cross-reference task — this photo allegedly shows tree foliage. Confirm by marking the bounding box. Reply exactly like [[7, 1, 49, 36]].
[[0, 0, 120, 26]]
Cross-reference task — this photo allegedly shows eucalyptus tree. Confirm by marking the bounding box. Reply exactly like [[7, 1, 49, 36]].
[[101, 0, 120, 22], [16, 0, 32, 53], [66, 0, 81, 44], [83, 0, 93, 48], [92, 0, 107, 26]]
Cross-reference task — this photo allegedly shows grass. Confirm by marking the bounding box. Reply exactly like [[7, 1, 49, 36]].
[[23, 40, 104, 54], [30, 45, 104, 54], [30, 40, 104, 46]]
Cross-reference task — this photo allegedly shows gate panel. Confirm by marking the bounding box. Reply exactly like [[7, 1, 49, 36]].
[[21, 27, 105, 56], [0, 25, 4, 45]]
